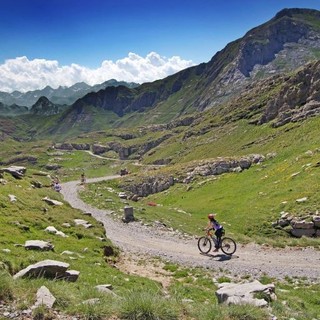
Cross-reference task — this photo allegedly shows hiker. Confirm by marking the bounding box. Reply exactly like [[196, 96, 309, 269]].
[[206, 213, 224, 252], [53, 182, 62, 192]]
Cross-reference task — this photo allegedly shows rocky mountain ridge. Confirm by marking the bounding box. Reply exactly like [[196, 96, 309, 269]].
[[0, 79, 139, 110]]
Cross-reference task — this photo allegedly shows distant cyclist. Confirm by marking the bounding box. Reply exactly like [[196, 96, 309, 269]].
[[80, 173, 86, 185], [206, 213, 224, 252]]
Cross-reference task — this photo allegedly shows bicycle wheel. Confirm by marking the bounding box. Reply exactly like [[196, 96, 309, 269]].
[[220, 237, 237, 255], [197, 236, 212, 253]]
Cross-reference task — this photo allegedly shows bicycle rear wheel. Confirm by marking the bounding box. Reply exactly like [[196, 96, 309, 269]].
[[197, 236, 212, 253], [220, 237, 237, 255]]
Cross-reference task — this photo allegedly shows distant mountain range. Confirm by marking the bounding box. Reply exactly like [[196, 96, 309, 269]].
[[2, 8, 320, 139], [0, 79, 139, 109]]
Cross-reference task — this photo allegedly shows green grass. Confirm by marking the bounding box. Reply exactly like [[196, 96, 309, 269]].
[[1, 167, 320, 318]]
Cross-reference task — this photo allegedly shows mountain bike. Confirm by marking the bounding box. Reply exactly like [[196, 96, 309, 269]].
[[197, 229, 237, 255]]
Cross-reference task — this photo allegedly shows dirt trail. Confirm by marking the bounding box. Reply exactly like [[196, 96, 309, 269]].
[[61, 176, 320, 280]]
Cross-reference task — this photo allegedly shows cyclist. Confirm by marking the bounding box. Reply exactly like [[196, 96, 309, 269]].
[[206, 213, 224, 252], [80, 173, 86, 185]]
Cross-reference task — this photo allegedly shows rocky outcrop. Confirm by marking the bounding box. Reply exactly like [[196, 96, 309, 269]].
[[120, 154, 265, 198], [0, 156, 37, 166], [121, 175, 175, 198], [181, 154, 265, 183], [273, 212, 320, 237], [258, 60, 320, 126]]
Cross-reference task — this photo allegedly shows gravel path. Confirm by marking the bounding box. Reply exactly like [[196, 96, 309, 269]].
[[61, 176, 320, 281]]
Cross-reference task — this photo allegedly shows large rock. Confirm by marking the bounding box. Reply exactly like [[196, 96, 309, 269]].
[[34, 286, 56, 308], [290, 228, 315, 238], [313, 216, 320, 228], [25, 240, 54, 251], [13, 260, 70, 280], [216, 280, 276, 307], [291, 220, 314, 229], [42, 197, 63, 206], [1, 166, 26, 179]]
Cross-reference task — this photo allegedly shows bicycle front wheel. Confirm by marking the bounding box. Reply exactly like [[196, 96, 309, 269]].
[[220, 237, 237, 255], [197, 236, 212, 253]]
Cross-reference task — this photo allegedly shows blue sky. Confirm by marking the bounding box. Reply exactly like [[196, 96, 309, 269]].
[[1, 0, 320, 92]]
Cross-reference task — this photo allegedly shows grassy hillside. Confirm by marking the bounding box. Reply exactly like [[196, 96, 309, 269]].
[[0, 158, 319, 319]]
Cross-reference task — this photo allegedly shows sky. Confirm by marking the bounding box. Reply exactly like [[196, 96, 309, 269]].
[[1, 0, 320, 92]]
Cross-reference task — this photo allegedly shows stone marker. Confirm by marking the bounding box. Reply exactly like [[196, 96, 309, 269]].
[[122, 206, 134, 223]]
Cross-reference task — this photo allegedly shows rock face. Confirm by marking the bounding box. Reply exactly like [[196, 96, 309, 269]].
[[121, 175, 175, 198], [258, 60, 320, 126], [216, 280, 276, 307]]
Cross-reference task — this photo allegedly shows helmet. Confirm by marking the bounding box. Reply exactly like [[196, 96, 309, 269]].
[[208, 213, 215, 220]]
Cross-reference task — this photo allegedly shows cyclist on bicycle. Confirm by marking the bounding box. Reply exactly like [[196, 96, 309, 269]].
[[206, 213, 224, 252]]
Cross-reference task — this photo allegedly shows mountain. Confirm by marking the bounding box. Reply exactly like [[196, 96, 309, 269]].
[[0, 79, 139, 108], [0, 102, 28, 116], [29, 96, 67, 116], [46, 8, 320, 133]]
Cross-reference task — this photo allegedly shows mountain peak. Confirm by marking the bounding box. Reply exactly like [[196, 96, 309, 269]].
[[274, 7, 320, 20]]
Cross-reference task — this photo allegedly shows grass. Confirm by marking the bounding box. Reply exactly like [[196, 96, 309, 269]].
[[0, 167, 320, 318]]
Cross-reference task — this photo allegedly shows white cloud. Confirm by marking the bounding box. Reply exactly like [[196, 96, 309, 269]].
[[0, 52, 194, 92]]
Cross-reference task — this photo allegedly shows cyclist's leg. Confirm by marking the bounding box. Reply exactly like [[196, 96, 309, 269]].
[[215, 229, 223, 248]]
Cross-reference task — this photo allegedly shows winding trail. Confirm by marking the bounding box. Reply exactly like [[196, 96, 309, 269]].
[[61, 176, 320, 280]]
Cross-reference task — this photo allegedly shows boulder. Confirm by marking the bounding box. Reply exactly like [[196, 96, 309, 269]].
[[95, 284, 116, 296], [44, 226, 68, 237], [25, 240, 54, 251], [8, 194, 17, 202], [290, 228, 315, 238], [74, 219, 93, 228], [13, 260, 70, 280], [1, 166, 26, 179], [34, 286, 56, 308], [291, 220, 314, 229], [216, 280, 276, 307], [313, 216, 320, 228], [42, 197, 63, 206]]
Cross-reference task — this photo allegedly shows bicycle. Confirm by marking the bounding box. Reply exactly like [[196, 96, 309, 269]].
[[197, 229, 237, 255]]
